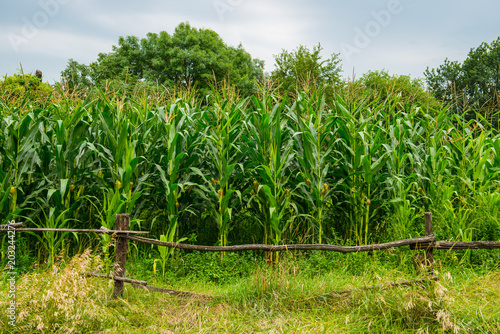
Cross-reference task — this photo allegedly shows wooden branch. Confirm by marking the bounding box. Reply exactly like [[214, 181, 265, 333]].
[[82, 271, 213, 298], [327, 275, 439, 296], [411, 240, 500, 250], [124, 235, 436, 253], [130, 283, 211, 298], [10, 228, 149, 234], [0, 222, 24, 229], [82, 271, 147, 286]]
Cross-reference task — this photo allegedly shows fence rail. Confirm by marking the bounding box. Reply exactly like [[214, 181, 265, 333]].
[[411, 240, 500, 250], [0, 222, 23, 229], [125, 234, 437, 253], [2, 212, 500, 298], [1, 224, 149, 234]]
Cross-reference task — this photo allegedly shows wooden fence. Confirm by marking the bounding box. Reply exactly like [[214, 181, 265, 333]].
[[2, 212, 500, 298]]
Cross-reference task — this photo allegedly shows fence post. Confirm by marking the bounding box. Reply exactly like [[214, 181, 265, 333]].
[[113, 213, 129, 298], [424, 212, 434, 273]]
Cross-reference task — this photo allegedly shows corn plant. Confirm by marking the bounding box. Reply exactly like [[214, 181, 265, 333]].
[[0, 170, 21, 224], [85, 189, 124, 273], [0, 111, 40, 221], [155, 234, 184, 278], [243, 96, 278, 244], [152, 102, 199, 247], [88, 93, 146, 221], [193, 94, 244, 246], [335, 97, 388, 244], [244, 97, 297, 247], [382, 110, 426, 239], [290, 93, 338, 244], [28, 207, 75, 266], [156, 234, 169, 278]]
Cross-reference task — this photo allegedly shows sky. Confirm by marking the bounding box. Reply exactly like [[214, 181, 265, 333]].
[[1, 0, 499, 84]]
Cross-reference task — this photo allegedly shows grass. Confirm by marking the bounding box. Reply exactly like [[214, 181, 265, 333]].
[[1, 250, 499, 333]]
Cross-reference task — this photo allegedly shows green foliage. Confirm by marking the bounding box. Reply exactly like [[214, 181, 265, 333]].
[[61, 22, 264, 97], [60, 59, 94, 92], [195, 92, 245, 246], [28, 207, 75, 266], [291, 92, 338, 244], [355, 70, 443, 113], [0, 71, 52, 104], [169, 251, 258, 283], [156, 234, 169, 278], [244, 96, 296, 247], [272, 43, 342, 98], [0, 235, 36, 276], [425, 36, 500, 123]]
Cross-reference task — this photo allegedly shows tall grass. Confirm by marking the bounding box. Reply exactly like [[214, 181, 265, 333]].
[[1, 82, 500, 265], [1, 250, 499, 333]]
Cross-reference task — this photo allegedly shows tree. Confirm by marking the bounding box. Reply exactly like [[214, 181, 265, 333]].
[[351, 70, 442, 113], [271, 44, 342, 98], [61, 59, 94, 92], [61, 22, 264, 97], [425, 37, 500, 120]]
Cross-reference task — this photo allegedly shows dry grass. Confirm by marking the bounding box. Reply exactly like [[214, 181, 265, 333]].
[[0, 250, 113, 333]]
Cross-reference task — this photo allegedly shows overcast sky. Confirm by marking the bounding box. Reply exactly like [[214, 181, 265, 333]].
[[1, 0, 499, 83]]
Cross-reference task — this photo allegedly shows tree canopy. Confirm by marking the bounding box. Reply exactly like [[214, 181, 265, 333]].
[[353, 70, 442, 112], [271, 44, 342, 98], [424, 37, 500, 119], [61, 22, 264, 97]]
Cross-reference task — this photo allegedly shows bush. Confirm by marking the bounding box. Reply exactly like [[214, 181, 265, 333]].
[[0, 71, 53, 105]]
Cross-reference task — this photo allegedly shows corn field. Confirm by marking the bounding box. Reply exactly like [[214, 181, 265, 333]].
[[1, 84, 500, 261]]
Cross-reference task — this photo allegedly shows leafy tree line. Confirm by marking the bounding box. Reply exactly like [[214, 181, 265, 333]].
[[61, 22, 347, 99], [59, 21, 453, 111], [62, 22, 264, 97], [271, 43, 342, 98], [425, 36, 500, 124], [2, 22, 496, 117]]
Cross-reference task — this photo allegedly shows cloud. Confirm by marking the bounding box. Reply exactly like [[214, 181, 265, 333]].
[[205, 0, 321, 71], [1, 0, 499, 82], [1, 28, 113, 59], [0, 25, 114, 81]]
